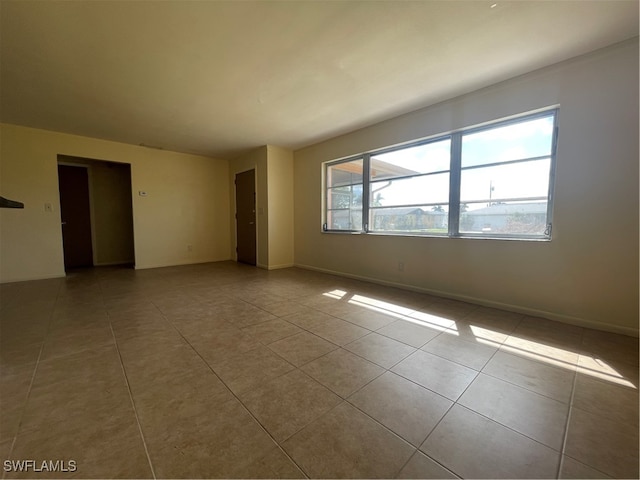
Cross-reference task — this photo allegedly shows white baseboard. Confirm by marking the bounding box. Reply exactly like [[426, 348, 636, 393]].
[[0, 272, 66, 284], [135, 257, 231, 270], [267, 263, 295, 270], [93, 260, 134, 267], [295, 263, 639, 338], [248, 262, 294, 270]]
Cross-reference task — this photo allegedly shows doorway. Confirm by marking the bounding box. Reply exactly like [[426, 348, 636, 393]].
[[58, 156, 135, 271], [235, 169, 257, 265], [58, 164, 94, 268]]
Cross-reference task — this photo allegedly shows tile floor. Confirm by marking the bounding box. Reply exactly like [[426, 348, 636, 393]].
[[0, 261, 638, 479]]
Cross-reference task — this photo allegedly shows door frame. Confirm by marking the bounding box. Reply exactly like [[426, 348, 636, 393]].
[[234, 168, 257, 265], [57, 161, 98, 267]]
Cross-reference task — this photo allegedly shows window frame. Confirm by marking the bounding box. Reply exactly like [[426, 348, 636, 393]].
[[322, 108, 559, 241], [324, 157, 365, 233]]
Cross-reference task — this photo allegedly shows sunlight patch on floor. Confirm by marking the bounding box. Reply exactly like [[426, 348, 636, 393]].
[[348, 294, 415, 316], [406, 310, 455, 330], [323, 289, 347, 300], [577, 356, 636, 389], [396, 315, 451, 332], [322, 289, 637, 390]]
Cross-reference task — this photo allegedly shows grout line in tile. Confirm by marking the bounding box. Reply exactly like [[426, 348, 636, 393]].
[[556, 327, 582, 479], [342, 341, 417, 371], [108, 322, 157, 480], [240, 318, 305, 346], [5, 264, 636, 479], [328, 348, 388, 400], [450, 403, 565, 470], [3, 345, 44, 480], [344, 383, 431, 449], [478, 353, 576, 405], [417, 336, 501, 372], [3, 280, 64, 479], [402, 352, 543, 476], [393, 449, 419, 480], [371, 325, 440, 350], [395, 448, 462, 480], [156, 307, 311, 479], [406, 395, 460, 477], [289, 396, 416, 478], [454, 385, 568, 454], [266, 332, 342, 368]]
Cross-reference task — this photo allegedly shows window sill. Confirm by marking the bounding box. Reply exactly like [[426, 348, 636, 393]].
[[321, 230, 551, 242]]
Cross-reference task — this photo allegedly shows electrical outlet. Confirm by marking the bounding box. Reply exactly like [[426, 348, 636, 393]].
[[398, 261, 404, 272], [187, 244, 193, 252]]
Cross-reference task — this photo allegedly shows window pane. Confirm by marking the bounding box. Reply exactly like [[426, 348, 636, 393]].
[[371, 139, 450, 181], [327, 159, 363, 187], [459, 201, 547, 235], [327, 208, 362, 231], [461, 115, 554, 168], [371, 172, 449, 207], [326, 159, 363, 231], [328, 185, 362, 209], [460, 159, 550, 203], [370, 205, 448, 234]]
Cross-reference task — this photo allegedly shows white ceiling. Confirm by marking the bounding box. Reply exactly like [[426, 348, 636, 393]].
[[1, 1, 638, 159]]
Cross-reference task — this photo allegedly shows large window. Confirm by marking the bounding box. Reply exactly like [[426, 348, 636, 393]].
[[323, 109, 558, 240]]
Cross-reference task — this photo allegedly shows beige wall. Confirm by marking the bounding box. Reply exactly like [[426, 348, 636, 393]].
[[0, 124, 230, 282], [293, 38, 639, 336], [229, 146, 269, 267], [89, 161, 134, 266], [266, 145, 294, 269], [228, 145, 295, 270]]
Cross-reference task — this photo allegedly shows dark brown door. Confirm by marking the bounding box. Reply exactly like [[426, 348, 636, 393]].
[[235, 169, 256, 265], [58, 165, 94, 268]]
